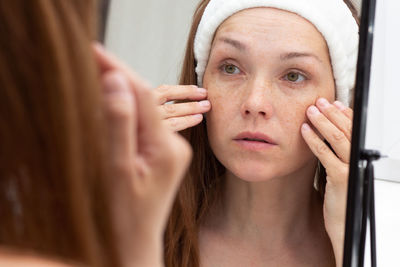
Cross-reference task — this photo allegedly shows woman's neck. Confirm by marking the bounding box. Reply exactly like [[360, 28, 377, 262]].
[[204, 160, 325, 249]]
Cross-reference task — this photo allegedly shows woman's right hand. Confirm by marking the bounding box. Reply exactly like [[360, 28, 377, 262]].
[[154, 85, 211, 132]]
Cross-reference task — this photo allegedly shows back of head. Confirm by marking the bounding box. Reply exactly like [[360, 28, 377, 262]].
[[0, 1, 118, 266]]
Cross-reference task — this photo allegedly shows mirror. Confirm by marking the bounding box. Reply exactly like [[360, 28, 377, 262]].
[[104, 1, 363, 266], [343, 0, 400, 266]]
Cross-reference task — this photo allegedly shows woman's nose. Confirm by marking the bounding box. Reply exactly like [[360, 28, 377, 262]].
[[240, 80, 274, 119]]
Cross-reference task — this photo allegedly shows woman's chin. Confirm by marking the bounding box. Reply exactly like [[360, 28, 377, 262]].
[[227, 163, 282, 182]]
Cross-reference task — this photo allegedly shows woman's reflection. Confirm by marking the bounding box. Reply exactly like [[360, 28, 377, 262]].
[[159, 0, 360, 266]]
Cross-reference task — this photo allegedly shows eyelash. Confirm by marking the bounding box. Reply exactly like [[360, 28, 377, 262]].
[[218, 62, 309, 85], [219, 62, 242, 75], [282, 70, 309, 84]]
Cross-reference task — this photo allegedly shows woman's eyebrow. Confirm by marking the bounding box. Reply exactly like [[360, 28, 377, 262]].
[[215, 37, 247, 52], [280, 52, 322, 62], [214, 38, 322, 63]]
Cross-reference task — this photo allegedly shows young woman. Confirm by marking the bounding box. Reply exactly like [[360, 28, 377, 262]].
[[155, 0, 360, 266], [0, 1, 191, 266]]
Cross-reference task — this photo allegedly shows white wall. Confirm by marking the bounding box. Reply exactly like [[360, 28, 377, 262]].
[[367, 0, 400, 180], [104, 0, 199, 87], [372, 180, 400, 267]]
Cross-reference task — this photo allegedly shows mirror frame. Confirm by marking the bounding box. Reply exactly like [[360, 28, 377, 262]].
[[343, 0, 377, 266]]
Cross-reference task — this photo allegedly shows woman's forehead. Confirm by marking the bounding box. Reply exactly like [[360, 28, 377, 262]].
[[218, 7, 319, 33], [213, 7, 329, 57]]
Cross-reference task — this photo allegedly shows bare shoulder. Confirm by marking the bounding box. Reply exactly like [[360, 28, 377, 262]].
[[0, 248, 79, 267]]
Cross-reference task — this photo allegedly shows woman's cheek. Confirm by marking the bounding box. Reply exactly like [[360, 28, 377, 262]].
[[280, 101, 311, 146], [206, 78, 242, 116], [207, 90, 231, 129]]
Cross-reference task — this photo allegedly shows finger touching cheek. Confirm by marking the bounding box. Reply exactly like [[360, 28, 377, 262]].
[[301, 123, 341, 170], [333, 100, 353, 120]]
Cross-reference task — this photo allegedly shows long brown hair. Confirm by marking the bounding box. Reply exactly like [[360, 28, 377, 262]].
[[0, 1, 119, 266], [164, 1, 359, 266]]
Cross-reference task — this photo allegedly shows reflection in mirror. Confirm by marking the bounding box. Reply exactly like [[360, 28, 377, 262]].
[[105, 1, 360, 266]]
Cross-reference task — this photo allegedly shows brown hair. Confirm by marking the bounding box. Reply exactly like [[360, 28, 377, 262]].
[[164, 1, 359, 266], [0, 1, 119, 266]]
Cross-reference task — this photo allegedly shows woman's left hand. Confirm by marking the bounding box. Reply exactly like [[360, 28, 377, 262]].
[[301, 97, 353, 267]]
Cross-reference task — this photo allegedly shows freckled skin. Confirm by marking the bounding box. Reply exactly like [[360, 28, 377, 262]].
[[203, 7, 335, 182]]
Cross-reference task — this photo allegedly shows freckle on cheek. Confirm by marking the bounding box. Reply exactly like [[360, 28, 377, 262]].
[[283, 105, 308, 128], [208, 92, 226, 116]]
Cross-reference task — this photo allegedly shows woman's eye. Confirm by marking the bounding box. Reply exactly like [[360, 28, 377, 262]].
[[285, 72, 306, 82], [222, 64, 240, 75]]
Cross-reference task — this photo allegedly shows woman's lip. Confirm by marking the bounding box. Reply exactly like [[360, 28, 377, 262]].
[[233, 131, 278, 145], [233, 139, 277, 151]]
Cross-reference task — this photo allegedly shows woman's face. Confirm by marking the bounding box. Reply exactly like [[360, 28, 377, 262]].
[[203, 8, 335, 182]]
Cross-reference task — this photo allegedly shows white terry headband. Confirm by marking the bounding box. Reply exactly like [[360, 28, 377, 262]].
[[194, 0, 359, 106]]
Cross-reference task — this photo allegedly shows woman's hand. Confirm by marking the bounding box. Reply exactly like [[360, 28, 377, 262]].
[[154, 84, 211, 132], [93, 44, 192, 267], [301, 97, 353, 267]]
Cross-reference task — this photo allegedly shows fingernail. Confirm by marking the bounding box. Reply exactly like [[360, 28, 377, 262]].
[[93, 42, 105, 51], [103, 72, 132, 99], [308, 105, 319, 115], [302, 123, 311, 131], [199, 100, 210, 107], [333, 101, 346, 111], [197, 87, 207, 94], [317, 98, 329, 108], [193, 114, 203, 120]]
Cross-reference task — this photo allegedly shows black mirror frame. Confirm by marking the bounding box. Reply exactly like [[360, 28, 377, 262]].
[[343, 0, 378, 266]]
